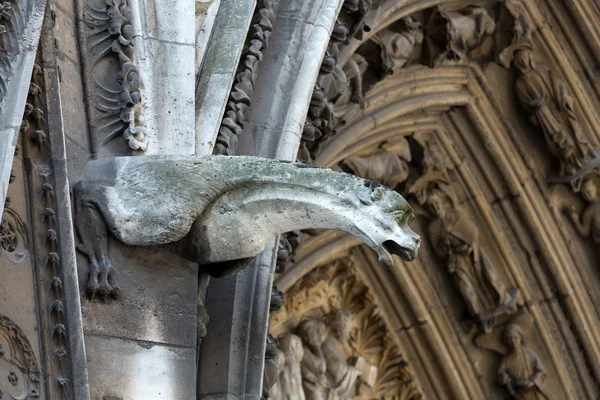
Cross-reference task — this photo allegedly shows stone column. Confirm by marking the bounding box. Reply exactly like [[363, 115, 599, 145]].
[[197, 0, 343, 398], [131, 0, 196, 155], [0, 0, 47, 217], [195, 0, 257, 154]]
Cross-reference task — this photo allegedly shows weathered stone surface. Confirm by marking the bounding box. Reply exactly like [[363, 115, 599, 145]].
[[85, 335, 196, 400]]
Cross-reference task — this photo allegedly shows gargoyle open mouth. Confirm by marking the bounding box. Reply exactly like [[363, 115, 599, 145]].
[[383, 240, 416, 262]]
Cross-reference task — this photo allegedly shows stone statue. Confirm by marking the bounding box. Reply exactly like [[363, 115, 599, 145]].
[[426, 188, 512, 332], [298, 319, 330, 400], [322, 310, 361, 399], [512, 48, 595, 177], [374, 18, 423, 75], [427, 5, 495, 66], [566, 179, 600, 248], [276, 333, 306, 400], [341, 139, 412, 189], [74, 156, 420, 299], [498, 324, 550, 399]]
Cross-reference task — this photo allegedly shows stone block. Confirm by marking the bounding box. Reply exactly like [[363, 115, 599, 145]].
[[85, 335, 196, 400]]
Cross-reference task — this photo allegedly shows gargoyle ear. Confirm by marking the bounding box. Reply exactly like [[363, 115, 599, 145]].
[[371, 186, 384, 201], [358, 185, 385, 204], [358, 190, 373, 205]]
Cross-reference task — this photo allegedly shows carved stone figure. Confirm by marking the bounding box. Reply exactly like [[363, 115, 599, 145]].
[[341, 139, 412, 189], [276, 333, 305, 400], [427, 5, 495, 66], [566, 179, 600, 249], [322, 310, 361, 399], [426, 188, 513, 332], [498, 324, 549, 399], [373, 18, 423, 75], [74, 155, 420, 299], [298, 319, 330, 400], [512, 48, 595, 177]]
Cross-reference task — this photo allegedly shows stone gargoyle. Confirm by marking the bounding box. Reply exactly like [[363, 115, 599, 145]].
[[74, 156, 421, 299]]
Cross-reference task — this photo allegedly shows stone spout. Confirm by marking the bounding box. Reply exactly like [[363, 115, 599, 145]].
[[75, 155, 420, 293]]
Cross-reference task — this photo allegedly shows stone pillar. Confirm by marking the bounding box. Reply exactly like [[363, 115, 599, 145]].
[[197, 0, 343, 398], [195, 0, 257, 154], [131, 0, 196, 155], [238, 0, 344, 159], [0, 0, 47, 217]]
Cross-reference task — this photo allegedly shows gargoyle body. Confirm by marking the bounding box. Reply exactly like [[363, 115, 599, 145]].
[[75, 156, 420, 299]]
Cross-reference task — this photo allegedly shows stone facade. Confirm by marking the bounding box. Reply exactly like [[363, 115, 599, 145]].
[[1, 0, 600, 399]]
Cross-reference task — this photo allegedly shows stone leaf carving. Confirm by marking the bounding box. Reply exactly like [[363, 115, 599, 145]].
[[426, 5, 496, 67], [85, 0, 148, 151], [74, 155, 420, 300], [0, 314, 40, 399]]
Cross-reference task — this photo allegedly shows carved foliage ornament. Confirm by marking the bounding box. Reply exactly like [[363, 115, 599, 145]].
[[269, 258, 422, 399], [214, 0, 277, 155], [85, 0, 148, 151], [0, 314, 40, 399]]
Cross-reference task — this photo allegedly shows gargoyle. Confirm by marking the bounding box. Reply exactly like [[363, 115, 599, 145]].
[[74, 156, 420, 299]]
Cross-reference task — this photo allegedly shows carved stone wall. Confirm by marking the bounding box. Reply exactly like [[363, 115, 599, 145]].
[[3, 0, 600, 399], [270, 257, 422, 399]]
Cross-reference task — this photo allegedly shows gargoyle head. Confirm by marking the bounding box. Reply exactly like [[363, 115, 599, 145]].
[[352, 180, 420, 265]]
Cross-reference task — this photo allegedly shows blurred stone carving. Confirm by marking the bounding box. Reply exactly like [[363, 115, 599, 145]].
[[425, 187, 515, 333], [277, 334, 305, 400], [512, 48, 595, 178], [498, 324, 549, 399], [373, 18, 423, 75], [298, 319, 330, 400], [322, 310, 362, 399], [341, 139, 412, 189], [565, 179, 600, 250], [426, 5, 495, 66], [270, 260, 421, 399]]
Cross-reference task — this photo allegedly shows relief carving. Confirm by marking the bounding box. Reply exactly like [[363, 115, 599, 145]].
[[498, 324, 549, 399], [408, 134, 517, 333], [564, 179, 600, 252], [499, 2, 599, 191], [0, 208, 28, 263], [341, 139, 411, 190], [372, 18, 422, 75], [74, 156, 420, 300], [0, 314, 40, 400], [426, 5, 495, 67], [85, 0, 148, 151], [423, 187, 516, 333], [270, 259, 422, 399], [513, 48, 595, 178]]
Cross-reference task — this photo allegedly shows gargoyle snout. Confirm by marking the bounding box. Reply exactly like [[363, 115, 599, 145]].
[[382, 231, 420, 263]]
